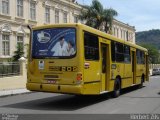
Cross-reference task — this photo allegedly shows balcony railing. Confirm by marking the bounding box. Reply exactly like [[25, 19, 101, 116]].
[[0, 62, 20, 77]]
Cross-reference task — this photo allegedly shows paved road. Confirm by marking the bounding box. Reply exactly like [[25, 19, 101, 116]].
[[0, 76, 160, 114]]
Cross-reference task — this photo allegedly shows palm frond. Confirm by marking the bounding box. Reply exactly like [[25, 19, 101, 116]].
[[78, 0, 118, 33]]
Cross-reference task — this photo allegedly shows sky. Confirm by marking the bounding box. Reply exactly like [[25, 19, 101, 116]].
[[76, 0, 160, 32]]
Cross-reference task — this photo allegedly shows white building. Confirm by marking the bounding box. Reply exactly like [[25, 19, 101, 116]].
[[0, 0, 82, 62], [0, 0, 135, 62], [112, 19, 135, 43]]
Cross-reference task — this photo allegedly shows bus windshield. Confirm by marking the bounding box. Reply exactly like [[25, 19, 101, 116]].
[[32, 28, 76, 58]]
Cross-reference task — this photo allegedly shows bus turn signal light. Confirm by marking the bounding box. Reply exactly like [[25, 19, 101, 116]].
[[77, 73, 82, 81]]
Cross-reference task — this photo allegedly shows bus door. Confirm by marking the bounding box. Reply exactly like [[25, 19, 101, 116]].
[[131, 50, 136, 84], [100, 42, 110, 92]]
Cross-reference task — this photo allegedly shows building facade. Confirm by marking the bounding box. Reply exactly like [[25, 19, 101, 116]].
[[112, 19, 135, 43], [0, 0, 135, 62], [0, 0, 82, 62]]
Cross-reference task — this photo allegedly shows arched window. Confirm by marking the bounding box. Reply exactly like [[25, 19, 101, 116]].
[[17, 0, 24, 17], [16, 26, 26, 50], [63, 11, 68, 23], [30, 0, 37, 20], [55, 9, 59, 23], [1, 24, 12, 56], [43, 1, 51, 24]]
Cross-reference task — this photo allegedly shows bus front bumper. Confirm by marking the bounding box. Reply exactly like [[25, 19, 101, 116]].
[[26, 83, 82, 94]]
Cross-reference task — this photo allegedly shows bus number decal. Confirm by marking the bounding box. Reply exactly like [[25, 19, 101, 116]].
[[61, 67, 66, 72], [49, 66, 78, 72]]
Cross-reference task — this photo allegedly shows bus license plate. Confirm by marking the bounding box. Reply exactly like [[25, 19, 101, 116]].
[[47, 80, 56, 84]]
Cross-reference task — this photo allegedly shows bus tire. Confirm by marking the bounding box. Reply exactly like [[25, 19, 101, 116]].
[[112, 78, 121, 98]]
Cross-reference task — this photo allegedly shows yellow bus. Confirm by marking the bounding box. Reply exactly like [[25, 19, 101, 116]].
[[26, 23, 149, 97]]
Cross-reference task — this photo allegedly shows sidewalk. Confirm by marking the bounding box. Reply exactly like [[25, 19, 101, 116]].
[[0, 88, 31, 97]]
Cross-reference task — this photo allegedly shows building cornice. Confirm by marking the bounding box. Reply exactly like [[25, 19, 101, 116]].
[[0, 19, 30, 35], [51, 0, 82, 10], [113, 19, 135, 31]]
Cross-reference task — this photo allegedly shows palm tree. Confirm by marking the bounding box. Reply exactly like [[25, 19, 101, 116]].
[[103, 8, 118, 33], [79, 0, 118, 33]]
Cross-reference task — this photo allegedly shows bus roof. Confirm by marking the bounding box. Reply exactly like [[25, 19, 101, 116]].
[[32, 23, 148, 52]]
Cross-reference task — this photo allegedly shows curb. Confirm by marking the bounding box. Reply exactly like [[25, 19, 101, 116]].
[[0, 89, 31, 97]]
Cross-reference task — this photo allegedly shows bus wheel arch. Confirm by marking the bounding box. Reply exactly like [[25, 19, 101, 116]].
[[112, 75, 121, 98]]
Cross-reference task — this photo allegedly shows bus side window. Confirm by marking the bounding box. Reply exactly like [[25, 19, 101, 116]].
[[124, 45, 131, 63], [136, 50, 145, 64], [111, 41, 124, 62], [115, 42, 124, 62], [111, 41, 116, 62], [84, 32, 99, 60]]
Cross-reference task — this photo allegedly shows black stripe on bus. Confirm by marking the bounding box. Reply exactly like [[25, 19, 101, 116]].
[[111, 76, 144, 81], [111, 77, 132, 81], [136, 76, 142, 78], [84, 80, 100, 84]]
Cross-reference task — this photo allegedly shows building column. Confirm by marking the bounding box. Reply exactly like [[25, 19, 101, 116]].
[[19, 57, 26, 76]]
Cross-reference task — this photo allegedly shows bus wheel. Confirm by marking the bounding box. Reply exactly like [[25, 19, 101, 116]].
[[112, 79, 121, 98]]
